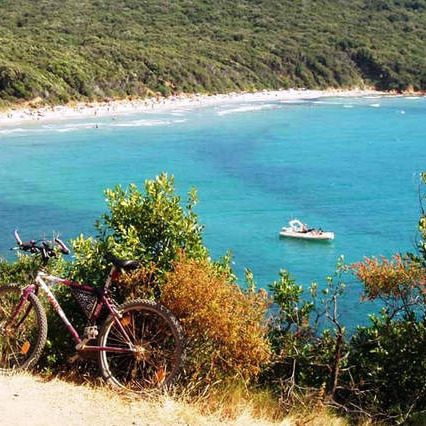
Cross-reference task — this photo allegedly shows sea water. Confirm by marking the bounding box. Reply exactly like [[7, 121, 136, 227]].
[[0, 95, 425, 328]]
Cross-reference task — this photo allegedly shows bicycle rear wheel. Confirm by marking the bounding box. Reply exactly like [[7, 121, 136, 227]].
[[0, 284, 47, 374], [98, 299, 183, 392]]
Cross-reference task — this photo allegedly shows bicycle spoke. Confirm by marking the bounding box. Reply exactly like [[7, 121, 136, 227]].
[[5, 339, 21, 369]]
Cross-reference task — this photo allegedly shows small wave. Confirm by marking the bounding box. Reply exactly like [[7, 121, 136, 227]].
[[0, 128, 26, 134], [279, 99, 308, 104], [370, 104, 380, 108], [217, 104, 276, 116], [0, 118, 187, 136], [64, 122, 100, 128], [55, 128, 81, 133], [343, 105, 354, 108], [50, 122, 101, 132], [312, 100, 345, 105], [112, 118, 187, 127], [0, 127, 56, 136], [112, 119, 171, 127]]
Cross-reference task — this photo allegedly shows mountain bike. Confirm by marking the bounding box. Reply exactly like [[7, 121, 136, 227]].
[[0, 230, 184, 391]]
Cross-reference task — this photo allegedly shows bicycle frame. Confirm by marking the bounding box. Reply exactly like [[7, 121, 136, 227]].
[[8, 270, 135, 354]]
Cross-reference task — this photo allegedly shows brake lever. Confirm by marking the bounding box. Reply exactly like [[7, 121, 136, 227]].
[[54, 237, 70, 255]]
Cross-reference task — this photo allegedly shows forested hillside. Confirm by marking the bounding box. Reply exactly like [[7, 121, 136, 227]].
[[0, 0, 425, 105]]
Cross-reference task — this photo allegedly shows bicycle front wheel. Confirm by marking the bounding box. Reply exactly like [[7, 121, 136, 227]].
[[98, 299, 184, 392], [0, 284, 47, 374]]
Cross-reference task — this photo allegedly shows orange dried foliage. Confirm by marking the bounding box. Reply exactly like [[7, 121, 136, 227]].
[[160, 255, 271, 384], [351, 254, 426, 301]]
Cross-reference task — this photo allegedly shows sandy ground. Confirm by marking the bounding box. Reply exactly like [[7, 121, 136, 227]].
[[0, 88, 388, 127], [0, 374, 283, 426], [0, 373, 351, 426]]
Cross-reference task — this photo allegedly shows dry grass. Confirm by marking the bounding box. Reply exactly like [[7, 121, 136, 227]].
[[0, 372, 360, 426]]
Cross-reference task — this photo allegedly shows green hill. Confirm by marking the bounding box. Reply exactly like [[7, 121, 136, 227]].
[[0, 0, 425, 106]]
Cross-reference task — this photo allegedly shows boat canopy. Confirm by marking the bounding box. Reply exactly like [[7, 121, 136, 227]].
[[288, 219, 306, 232]]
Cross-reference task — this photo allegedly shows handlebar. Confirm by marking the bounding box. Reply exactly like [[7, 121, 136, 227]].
[[13, 229, 70, 256], [14, 229, 22, 245]]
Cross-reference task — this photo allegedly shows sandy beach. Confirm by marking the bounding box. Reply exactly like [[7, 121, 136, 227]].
[[0, 88, 390, 127]]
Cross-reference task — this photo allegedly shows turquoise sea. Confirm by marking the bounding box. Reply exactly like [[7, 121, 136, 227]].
[[0, 95, 425, 328]]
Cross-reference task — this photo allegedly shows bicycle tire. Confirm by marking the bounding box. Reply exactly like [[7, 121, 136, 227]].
[[0, 284, 47, 375], [98, 299, 184, 392]]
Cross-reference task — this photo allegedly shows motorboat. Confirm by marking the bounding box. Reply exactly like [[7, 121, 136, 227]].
[[279, 219, 334, 241]]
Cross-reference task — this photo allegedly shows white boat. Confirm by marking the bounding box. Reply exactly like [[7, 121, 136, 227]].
[[279, 219, 334, 241]]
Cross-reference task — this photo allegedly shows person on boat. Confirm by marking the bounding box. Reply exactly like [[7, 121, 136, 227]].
[[302, 224, 308, 232]]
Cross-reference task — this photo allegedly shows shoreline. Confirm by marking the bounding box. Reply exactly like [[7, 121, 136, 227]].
[[0, 88, 416, 127]]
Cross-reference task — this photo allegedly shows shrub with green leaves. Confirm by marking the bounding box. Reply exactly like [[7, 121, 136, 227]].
[[67, 173, 208, 291], [266, 252, 426, 422], [347, 313, 426, 422], [349, 255, 426, 422], [264, 260, 349, 408], [0, 253, 43, 285]]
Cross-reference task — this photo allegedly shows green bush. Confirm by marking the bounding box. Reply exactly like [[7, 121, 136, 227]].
[[67, 173, 209, 289], [0, 254, 41, 284], [264, 261, 349, 407], [348, 313, 426, 421], [265, 253, 426, 422]]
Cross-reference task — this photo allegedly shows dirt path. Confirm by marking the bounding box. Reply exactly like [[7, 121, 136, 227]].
[[0, 374, 287, 426]]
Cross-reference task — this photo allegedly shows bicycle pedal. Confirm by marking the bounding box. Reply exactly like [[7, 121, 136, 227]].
[[83, 325, 98, 340]]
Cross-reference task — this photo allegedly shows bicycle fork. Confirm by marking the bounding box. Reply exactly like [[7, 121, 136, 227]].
[[2, 285, 36, 334]]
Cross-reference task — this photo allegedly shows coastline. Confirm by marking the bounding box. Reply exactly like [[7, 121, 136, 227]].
[[0, 88, 395, 127]]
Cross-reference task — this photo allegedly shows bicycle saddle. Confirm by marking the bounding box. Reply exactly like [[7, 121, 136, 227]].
[[107, 255, 140, 270]]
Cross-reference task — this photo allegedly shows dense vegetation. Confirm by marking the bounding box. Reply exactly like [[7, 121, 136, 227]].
[[1, 173, 425, 423], [1, 0, 426, 106]]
